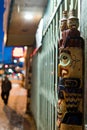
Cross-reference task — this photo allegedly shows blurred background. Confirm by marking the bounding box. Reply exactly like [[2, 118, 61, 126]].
[[0, 0, 25, 80]]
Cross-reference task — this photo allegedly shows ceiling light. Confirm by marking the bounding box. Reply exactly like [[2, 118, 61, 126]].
[[24, 13, 33, 20]]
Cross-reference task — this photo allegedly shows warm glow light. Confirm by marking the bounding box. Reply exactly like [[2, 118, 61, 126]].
[[0, 64, 3, 68], [12, 47, 24, 57], [5, 64, 8, 68], [19, 57, 24, 62], [24, 13, 33, 20], [17, 5, 20, 13], [18, 73, 21, 77], [24, 46, 27, 50], [4, 33, 7, 45]]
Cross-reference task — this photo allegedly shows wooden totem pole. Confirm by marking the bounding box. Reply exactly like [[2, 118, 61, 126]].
[[57, 10, 84, 130]]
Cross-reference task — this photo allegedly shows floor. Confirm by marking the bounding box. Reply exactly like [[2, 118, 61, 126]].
[[0, 81, 37, 130]]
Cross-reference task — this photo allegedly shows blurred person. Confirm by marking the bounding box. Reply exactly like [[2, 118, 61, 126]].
[[1, 75, 12, 105]]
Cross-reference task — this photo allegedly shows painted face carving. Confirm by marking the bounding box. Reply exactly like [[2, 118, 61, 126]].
[[60, 20, 68, 31], [59, 48, 82, 78], [58, 9, 84, 130], [67, 18, 79, 29]]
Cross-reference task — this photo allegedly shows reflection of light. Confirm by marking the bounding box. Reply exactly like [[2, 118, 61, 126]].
[[5, 65, 8, 68], [13, 59, 17, 63], [15, 66, 21, 72], [24, 46, 27, 50], [4, 33, 7, 45], [19, 57, 24, 62], [21, 70, 25, 75], [15, 66, 20, 70], [17, 5, 20, 13], [0, 64, 3, 68], [18, 73, 21, 77], [24, 13, 33, 20], [8, 68, 13, 73]]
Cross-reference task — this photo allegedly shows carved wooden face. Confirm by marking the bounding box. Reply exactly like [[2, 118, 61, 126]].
[[67, 18, 79, 29], [60, 20, 68, 31], [59, 47, 82, 78]]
